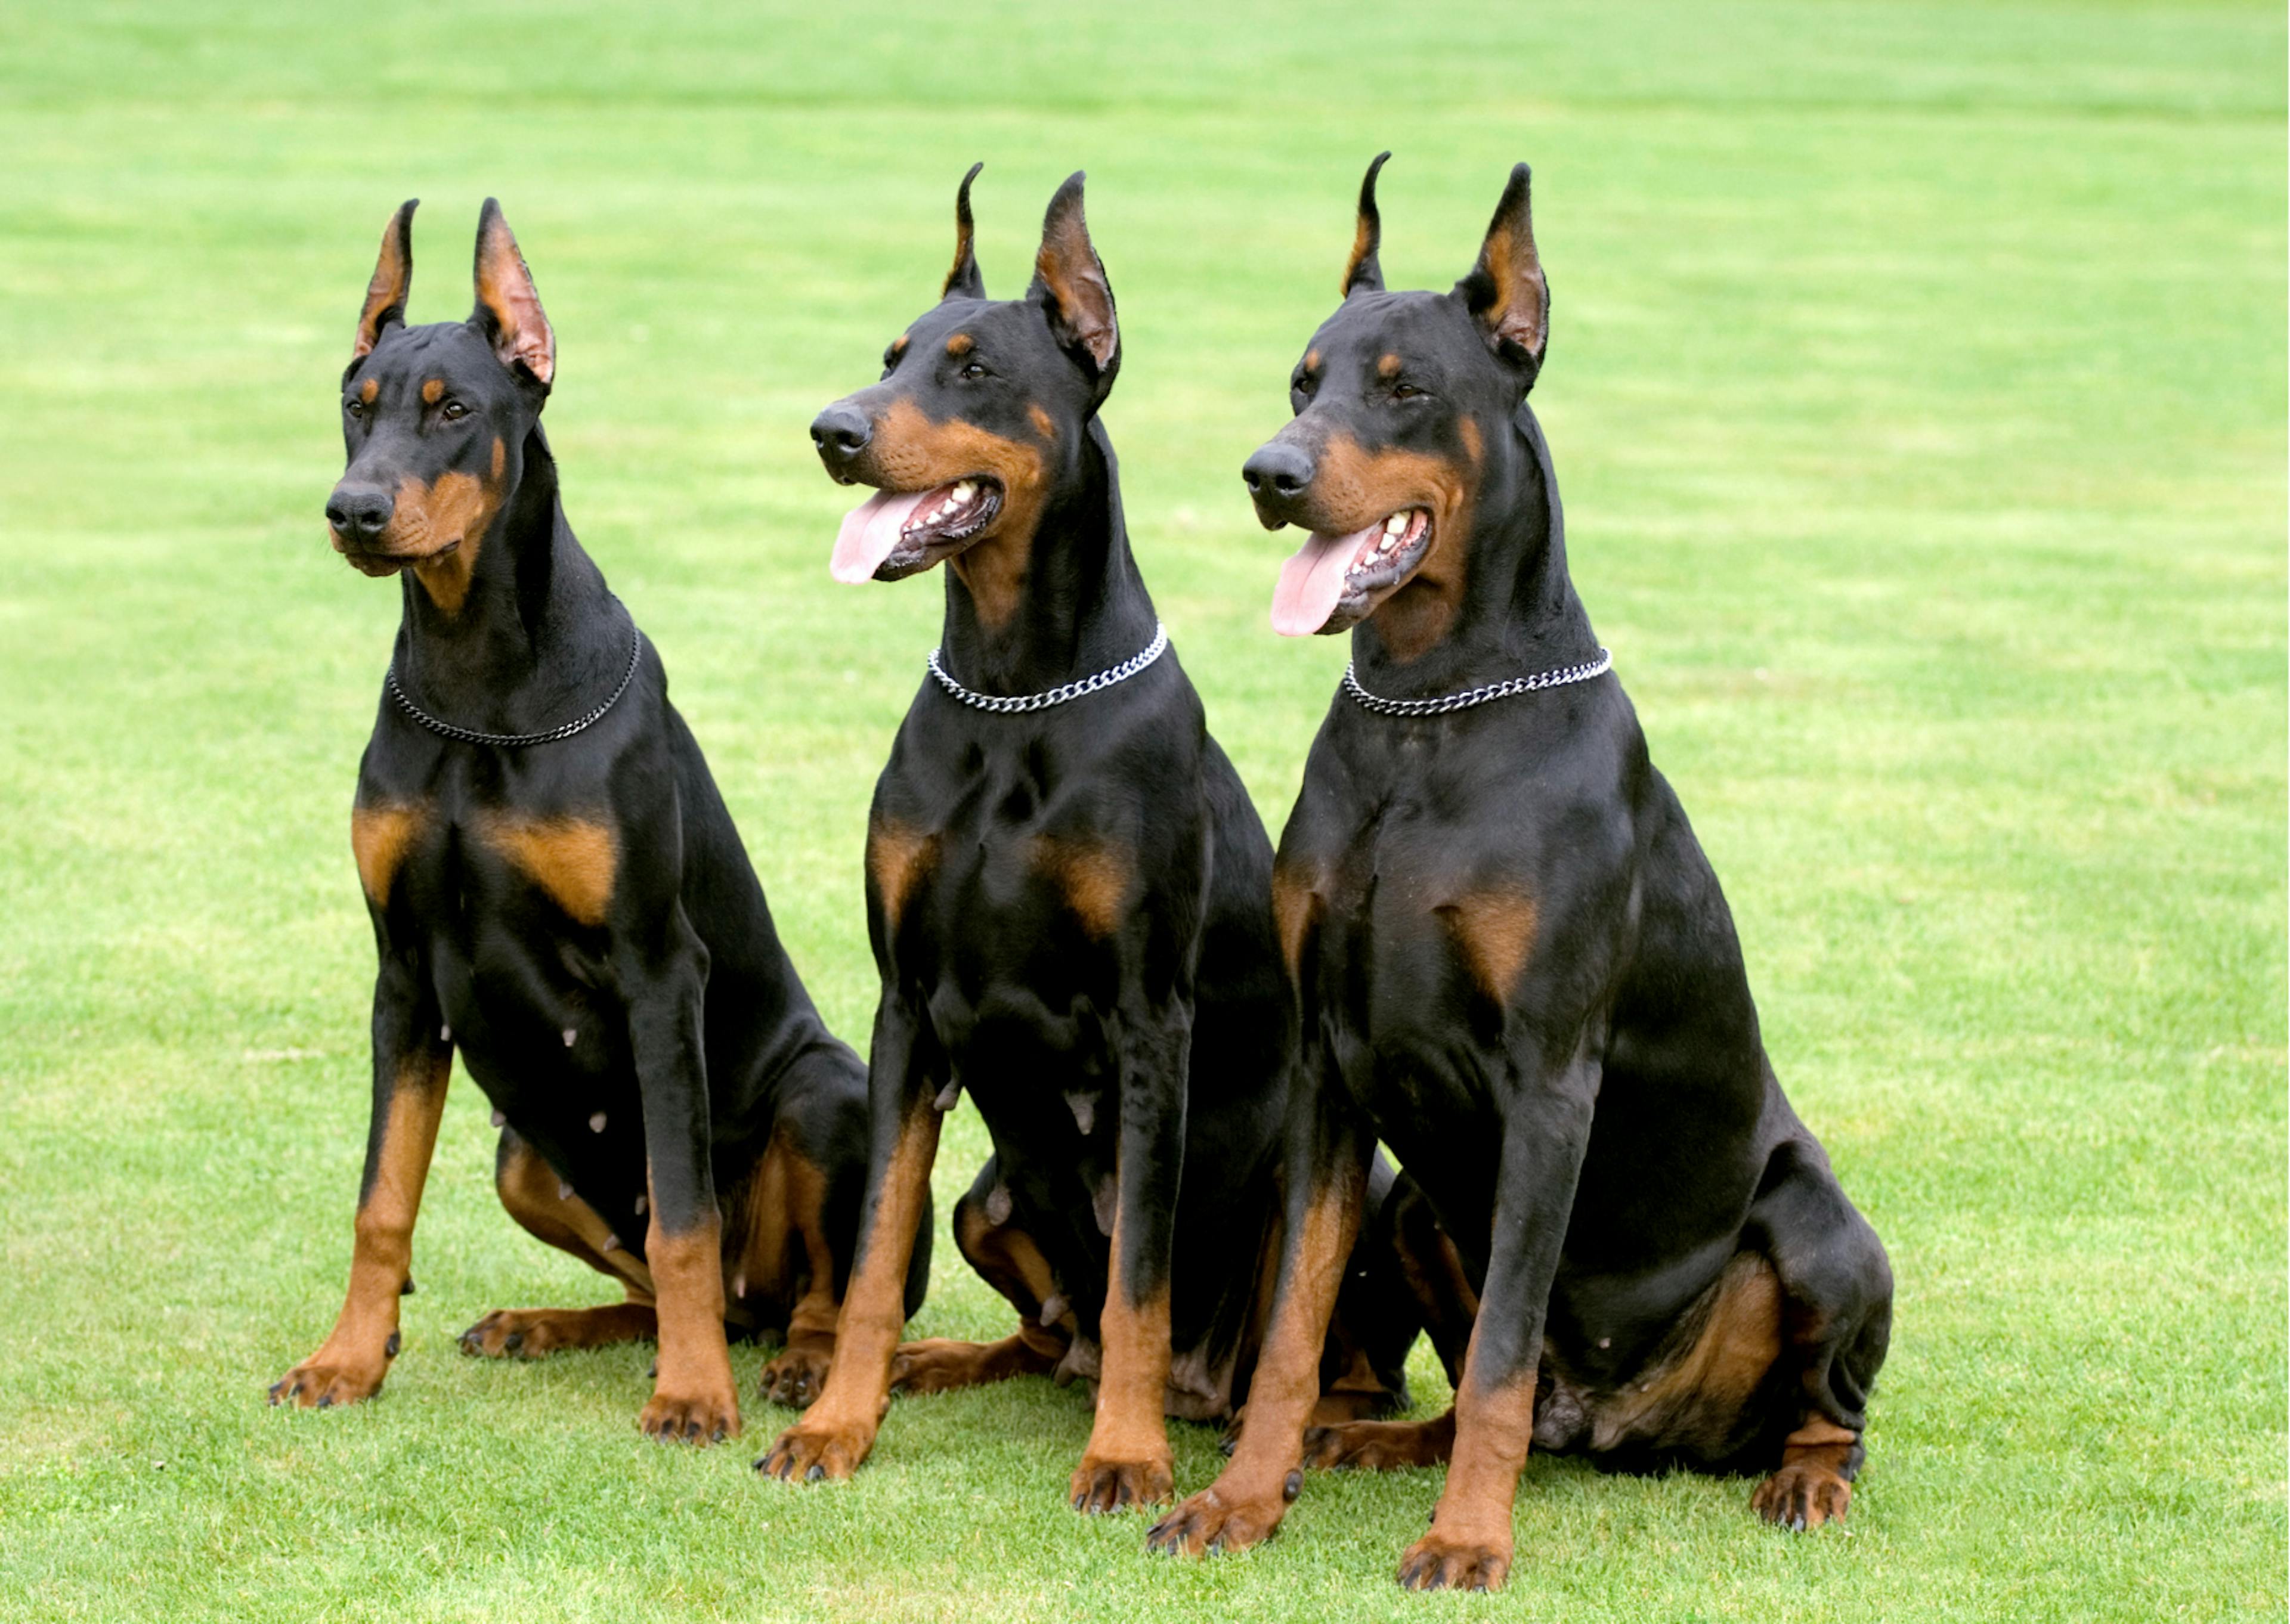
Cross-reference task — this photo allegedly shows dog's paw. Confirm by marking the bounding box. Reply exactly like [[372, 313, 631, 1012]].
[[1069, 1448, 1174, 1514], [639, 1381, 739, 1446], [1397, 1526, 1512, 1592], [1146, 1474, 1298, 1557], [268, 1343, 391, 1409], [756, 1414, 876, 1483], [1753, 1455, 1853, 1531], [759, 1342, 833, 1410]]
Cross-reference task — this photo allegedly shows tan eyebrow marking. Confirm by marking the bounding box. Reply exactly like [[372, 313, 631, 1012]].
[[420, 379, 444, 405], [1303, 349, 1322, 373], [358, 378, 379, 404], [1377, 353, 1402, 380], [946, 333, 974, 357], [889, 334, 910, 357]]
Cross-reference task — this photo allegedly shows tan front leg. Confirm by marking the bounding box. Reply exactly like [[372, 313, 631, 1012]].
[[271, 1049, 450, 1407], [639, 1166, 737, 1444]]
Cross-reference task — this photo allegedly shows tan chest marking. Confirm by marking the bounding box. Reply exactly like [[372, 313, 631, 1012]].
[[478, 813, 619, 926], [1272, 865, 1322, 979], [868, 821, 940, 931], [1436, 891, 1538, 1002], [351, 803, 427, 907], [1033, 836, 1131, 938]]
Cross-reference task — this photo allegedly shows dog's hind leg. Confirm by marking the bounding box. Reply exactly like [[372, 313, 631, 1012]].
[[889, 1159, 1066, 1396], [1744, 1136, 1893, 1532], [460, 1129, 659, 1358]]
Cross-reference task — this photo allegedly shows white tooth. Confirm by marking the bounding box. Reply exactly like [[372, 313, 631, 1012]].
[[954, 480, 976, 500], [1379, 534, 1397, 552], [1385, 513, 1407, 535]]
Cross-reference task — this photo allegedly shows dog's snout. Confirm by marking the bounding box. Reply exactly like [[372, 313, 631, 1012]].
[[1242, 442, 1316, 508], [326, 484, 394, 541], [810, 404, 874, 468]]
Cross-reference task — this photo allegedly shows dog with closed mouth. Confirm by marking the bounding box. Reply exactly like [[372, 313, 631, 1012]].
[[757, 168, 1443, 1510], [1147, 156, 1895, 1590], [271, 199, 925, 1442]]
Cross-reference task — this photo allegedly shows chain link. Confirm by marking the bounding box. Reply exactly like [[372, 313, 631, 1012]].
[[386, 624, 646, 748], [1341, 646, 1611, 717], [926, 622, 1170, 714]]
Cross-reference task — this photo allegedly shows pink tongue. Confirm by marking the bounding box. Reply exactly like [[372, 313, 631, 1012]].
[[1270, 524, 1379, 636], [830, 489, 932, 583]]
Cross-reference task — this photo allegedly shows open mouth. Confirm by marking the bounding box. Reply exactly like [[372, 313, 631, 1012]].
[[1270, 507, 1432, 636], [830, 477, 1004, 583]]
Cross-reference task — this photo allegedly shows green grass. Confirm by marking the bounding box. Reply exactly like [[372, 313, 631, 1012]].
[[1, 1, 2282, 1617]]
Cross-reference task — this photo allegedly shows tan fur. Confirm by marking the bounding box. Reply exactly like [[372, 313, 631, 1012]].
[[399, 436, 506, 615], [1588, 1252, 1781, 1453], [478, 810, 618, 927], [351, 802, 425, 909], [352, 207, 411, 361], [1437, 891, 1538, 1002], [1028, 403, 1056, 441], [1307, 432, 1477, 662], [868, 819, 939, 932], [865, 396, 1050, 632], [1033, 836, 1131, 938], [1376, 352, 1401, 380], [1272, 865, 1320, 978], [358, 377, 379, 405], [274, 1049, 450, 1405], [420, 378, 444, 405], [945, 333, 973, 356], [640, 1188, 738, 1438]]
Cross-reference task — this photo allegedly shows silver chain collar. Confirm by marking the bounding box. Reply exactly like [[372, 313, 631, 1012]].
[[1341, 646, 1611, 717], [386, 625, 646, 748], [926, 622, 1170, 714]]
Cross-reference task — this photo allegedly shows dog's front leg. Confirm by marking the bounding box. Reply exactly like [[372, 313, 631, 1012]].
[[1396, 1050, 1599, 1594], [627, 914, 738, 1444], [1069, 1004, 1191, 1513], [1149, 1084, 1372, 1554], [271, 957, 448, 1408], [759, 996, 941, 1483]]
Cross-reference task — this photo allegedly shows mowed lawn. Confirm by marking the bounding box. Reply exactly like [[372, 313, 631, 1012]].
[[1, 2, 2282, 1619]]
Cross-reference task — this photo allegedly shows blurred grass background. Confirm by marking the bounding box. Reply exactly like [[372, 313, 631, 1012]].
[[0, 2, 2282, 1619]]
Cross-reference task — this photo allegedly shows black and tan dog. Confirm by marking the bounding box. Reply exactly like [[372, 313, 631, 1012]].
[[758, 169, 1434, 1509], [1148, 157, 1895, 1589], [270, 199, 924, 1442]]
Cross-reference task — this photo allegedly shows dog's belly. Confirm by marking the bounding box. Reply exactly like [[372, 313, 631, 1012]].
[[426, 920, 655, 1241]]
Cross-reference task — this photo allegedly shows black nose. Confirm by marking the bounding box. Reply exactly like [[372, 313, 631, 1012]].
[[1242, 442, 1316, 507], [324, 484, 394, 541], [810, 404, 874, 469]]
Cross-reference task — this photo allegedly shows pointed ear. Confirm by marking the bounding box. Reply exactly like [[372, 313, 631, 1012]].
[[941, 162, 987, 300], [352, 200, 419, 362], [1341, 152, 1391, 298], [469, 198, 555, 389], [1456, 162, 1549, 374], [1028, 171, 1119, 380]]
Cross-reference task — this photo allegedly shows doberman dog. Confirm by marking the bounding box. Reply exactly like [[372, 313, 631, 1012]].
[[1148, 157, 1895, 1589], [757, 168, 1435, 1510], [269, 199, 924, 1442]]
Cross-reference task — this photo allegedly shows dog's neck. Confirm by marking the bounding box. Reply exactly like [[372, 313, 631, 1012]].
[[936, 419, 1160, 696], [389, 426, 627, 734], [1351, 402, 1598, 695]]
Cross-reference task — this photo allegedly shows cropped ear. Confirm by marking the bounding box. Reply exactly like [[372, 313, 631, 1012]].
[[1456, 162, 1549, 376], [942, 162, 987, 300], [469, 197, 555, 390], [352, 199, 419, 362], [1341, 152, 1391, 298], [1028, 171, 1120, 385]]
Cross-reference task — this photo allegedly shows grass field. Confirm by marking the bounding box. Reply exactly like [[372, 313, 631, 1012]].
[[1, 2, 2283, 1619]]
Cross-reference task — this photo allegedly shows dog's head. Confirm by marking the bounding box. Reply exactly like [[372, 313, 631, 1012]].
[[813, 166, 1119, 586], [1249, 156, 1550, 642], [325, 199, 553, 612]]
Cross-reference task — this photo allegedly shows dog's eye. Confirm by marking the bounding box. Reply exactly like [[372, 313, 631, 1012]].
[[345, 399, 366, 419], [1392, 382, 1423, 401], [958, 361, 988, 382], [441, 400, 469, 421]]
